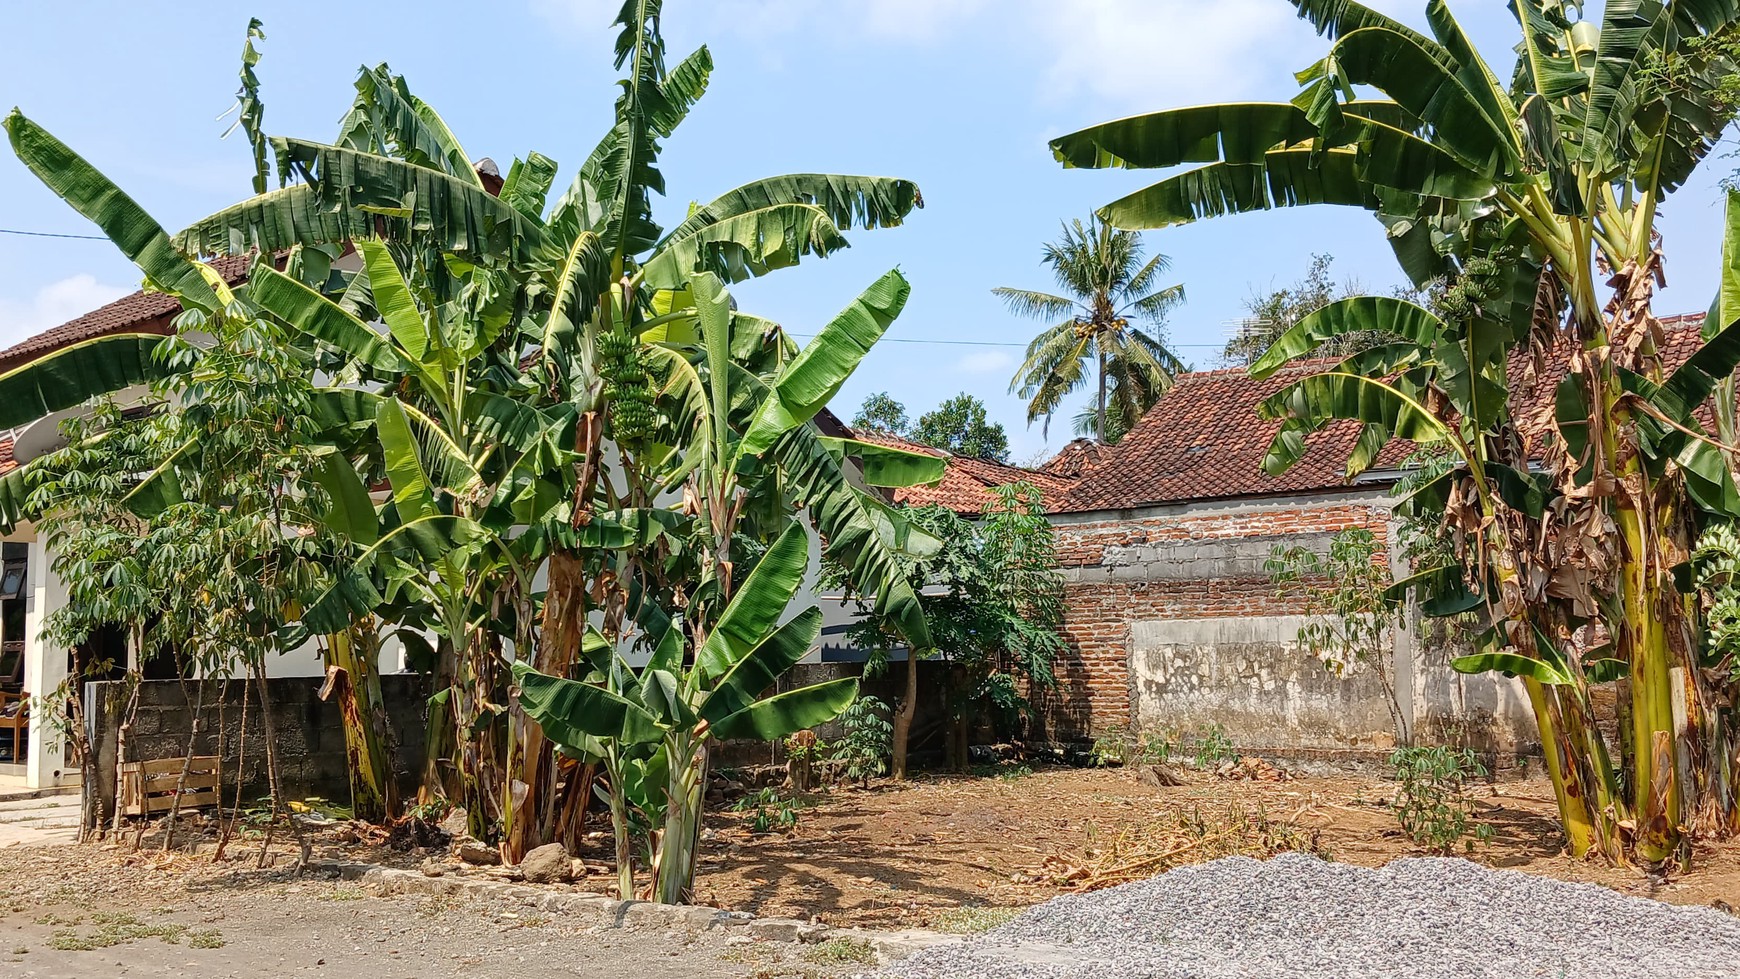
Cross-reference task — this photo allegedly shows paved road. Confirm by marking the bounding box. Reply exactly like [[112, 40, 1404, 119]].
[[0, 846, 852, 979], [0, 791, 80, 849]]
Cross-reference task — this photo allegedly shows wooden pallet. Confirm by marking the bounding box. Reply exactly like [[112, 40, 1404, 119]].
[[119, 756, 220, 816]]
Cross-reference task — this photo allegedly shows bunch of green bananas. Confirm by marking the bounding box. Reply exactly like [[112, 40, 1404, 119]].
[[600, 330, 657, 444]]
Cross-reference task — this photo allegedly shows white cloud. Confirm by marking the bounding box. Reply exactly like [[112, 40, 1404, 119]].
[[0, 274, 134, 350], [956, 348, 1016, 374], [1025, 0, 1318, 110]]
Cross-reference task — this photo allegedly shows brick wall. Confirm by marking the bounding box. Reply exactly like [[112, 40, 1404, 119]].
[[1036, 493, 1392, 743], [1038, 489, 1539, 764]]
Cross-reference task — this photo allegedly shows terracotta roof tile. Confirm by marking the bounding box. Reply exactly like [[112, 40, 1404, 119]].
[[1057, 316, 1712, 518], [1054, 358, 1411, 513], [1056, 313, 1713, 514], [0, 438, 14, 477], [0, 255, 254, 375], [1039, 438, 1108, 480], [851, 430, 1076, 514]]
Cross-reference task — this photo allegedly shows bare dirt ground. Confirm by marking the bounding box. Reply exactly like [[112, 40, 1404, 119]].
[[675, 766, 1740, 929], [4, 765, 1737, 977]]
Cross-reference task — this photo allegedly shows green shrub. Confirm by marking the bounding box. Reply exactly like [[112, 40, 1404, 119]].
[[833, 695, 893, 785], [1389, 746, 1494, 854], [732, 788, 802, 834], [1187, 724, 1237, 769], [1089, 731, 1130, 767]]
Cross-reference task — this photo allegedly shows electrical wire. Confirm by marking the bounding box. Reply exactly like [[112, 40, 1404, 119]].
[[0, 228, 109, 240], [0, 227, 1235, 349]]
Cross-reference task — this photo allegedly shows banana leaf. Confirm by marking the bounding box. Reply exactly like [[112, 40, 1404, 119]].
[[707, 677, 859, 741], [738, 269, 910, 457]]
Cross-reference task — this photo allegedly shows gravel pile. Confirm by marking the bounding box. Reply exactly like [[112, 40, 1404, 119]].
[[884, 853, 1740, 979]]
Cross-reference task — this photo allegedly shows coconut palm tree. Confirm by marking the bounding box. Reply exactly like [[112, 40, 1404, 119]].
[[995, 216, 1185, 443]]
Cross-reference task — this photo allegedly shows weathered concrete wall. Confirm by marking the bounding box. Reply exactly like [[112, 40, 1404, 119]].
[[1129, 615, 1396, 749], [86, 675, 428, 819], [1044, 490, 1539, 763]]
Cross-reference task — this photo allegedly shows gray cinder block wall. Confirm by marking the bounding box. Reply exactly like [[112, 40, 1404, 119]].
[[85, 674, 428, 820]]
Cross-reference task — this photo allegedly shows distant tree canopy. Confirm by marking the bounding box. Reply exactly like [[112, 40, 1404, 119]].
[[852, 391, 911, 435], [1222, 254, 1364, 367], [912, 393, 1010, 463], [852, 391, 1012, 463]]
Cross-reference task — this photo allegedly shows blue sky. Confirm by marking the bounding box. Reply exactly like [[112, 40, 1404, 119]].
[[2, 1, 1734, 463]]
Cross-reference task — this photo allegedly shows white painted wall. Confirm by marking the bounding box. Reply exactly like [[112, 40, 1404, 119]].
[[22, 535, 70, 787]]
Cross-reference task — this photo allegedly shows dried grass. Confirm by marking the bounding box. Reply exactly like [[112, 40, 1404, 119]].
[[1035, 801, 1329, 892]]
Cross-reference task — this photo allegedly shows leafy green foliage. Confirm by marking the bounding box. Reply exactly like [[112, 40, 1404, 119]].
[[1388, 746, 1493, 854], [1224, 254, 1389, 367], [911, 393, 1010, 463], [851, 391, 910, 435], [731, 787, 804, 833], [1186, 724, 1238, 770], [832, 695, 893, 785], [828, 483, 1065, 744], [1266, 528, 1409, 745]]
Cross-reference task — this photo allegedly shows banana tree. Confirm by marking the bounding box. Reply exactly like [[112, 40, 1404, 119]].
[[514, 525, 853, 903], [249, 239, 575, 830], [164, 2, 926, 857], [516, 265, 941, 902], [1050, 0, 1740, 866]]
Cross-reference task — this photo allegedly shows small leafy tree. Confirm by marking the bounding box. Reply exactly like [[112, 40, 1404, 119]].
[[911, 393, 1010, 463], [1224, 254, 1374, 367], [1388, 745, 1493, 854], [1266, 528, 1409, 746], [25, 401, 176, 836], [853, 392, 910, 435], [831, 482, 1066, 774], [833, 696, 894, 786]]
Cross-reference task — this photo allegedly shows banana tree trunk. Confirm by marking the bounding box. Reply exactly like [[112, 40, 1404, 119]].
[[506, 548, 588, 861], [604, 750, 635, 900], [421, 637, 459, 804], [327, 622, 397, 823], [653, 730, 707, 905]]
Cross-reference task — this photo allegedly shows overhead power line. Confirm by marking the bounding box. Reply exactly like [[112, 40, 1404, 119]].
[[0, 229, 1233, 350], [0, 228, 109, 240], [790, 334, 1229, 349]]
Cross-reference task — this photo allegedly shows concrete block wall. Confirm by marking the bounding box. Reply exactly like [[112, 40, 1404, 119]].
[[86, 674, 429, 819]]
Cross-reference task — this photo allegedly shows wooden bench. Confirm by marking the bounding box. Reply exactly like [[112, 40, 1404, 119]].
[[119, 756, 221, 816]]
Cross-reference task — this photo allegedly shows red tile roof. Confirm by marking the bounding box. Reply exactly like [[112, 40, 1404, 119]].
[[1054, 312, 1714, 514], [0, 255, 254, 375], [851, 430, 1076, 514], [0, 439, 14, 477], [1038, 438, 1108, 480]]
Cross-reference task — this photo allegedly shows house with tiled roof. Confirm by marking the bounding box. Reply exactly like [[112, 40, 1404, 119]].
[[1028, 314, 1712, 766], [0, 258, 302, 792], [847, 429, 1075, 514]]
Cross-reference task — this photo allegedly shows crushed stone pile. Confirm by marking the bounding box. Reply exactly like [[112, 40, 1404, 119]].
[[881, 853, 1740, 979]]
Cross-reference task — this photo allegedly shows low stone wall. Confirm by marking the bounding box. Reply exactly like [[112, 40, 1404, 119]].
[[85, 674, 429, 821]]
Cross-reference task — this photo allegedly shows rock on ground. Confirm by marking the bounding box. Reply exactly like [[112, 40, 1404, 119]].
[[519, 842, 572, 883], [882, 853, 1740, 979]]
